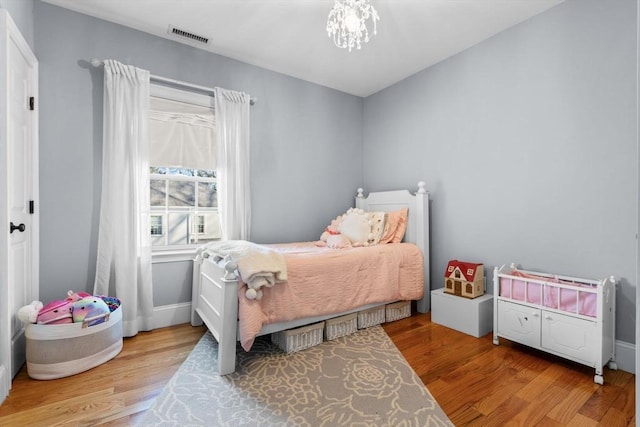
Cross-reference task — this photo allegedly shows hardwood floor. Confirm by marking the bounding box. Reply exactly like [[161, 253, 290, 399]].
[[0, 312, 635, 426], [383, 313, 635, 426], [0, 323, 206, 427]]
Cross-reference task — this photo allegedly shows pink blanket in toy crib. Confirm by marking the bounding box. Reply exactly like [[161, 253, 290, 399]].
[[499, 270, 597, 317], [237, 242, 425, 351]]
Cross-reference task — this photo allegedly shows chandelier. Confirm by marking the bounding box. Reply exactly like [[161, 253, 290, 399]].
[[326, 0, 380, 52]]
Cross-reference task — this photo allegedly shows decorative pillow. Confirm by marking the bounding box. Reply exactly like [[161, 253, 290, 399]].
[[369, 211, 387, 245], [379, 208, 409, 244], [339, 208, 372, 246]]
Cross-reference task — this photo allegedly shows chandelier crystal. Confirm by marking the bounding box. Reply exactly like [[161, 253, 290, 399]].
[[326, 0, 380, 52]]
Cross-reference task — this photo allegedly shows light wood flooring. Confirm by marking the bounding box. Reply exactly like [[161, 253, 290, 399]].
[[0, 312, 635, 426]]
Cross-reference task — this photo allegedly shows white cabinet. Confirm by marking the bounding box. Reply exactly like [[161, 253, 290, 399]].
[[496, 300, 597, 365], [493, 266, 616, 385], [431, 289, 493, 338]]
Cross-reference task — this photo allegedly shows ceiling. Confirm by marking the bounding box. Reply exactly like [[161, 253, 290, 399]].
[[41, 0, 565, 97]]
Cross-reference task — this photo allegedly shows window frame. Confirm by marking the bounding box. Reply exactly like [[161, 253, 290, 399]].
[[149, 84, 217, 263]]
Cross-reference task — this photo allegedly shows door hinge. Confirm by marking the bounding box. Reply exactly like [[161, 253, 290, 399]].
[[29, 200, 34, 214], [29, 96, 35, 111]]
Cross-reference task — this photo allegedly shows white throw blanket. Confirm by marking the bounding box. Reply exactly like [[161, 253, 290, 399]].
[[200, 240, 287, 300]]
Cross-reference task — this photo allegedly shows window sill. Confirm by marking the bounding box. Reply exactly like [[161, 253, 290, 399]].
[[152, 248, 198, 264]]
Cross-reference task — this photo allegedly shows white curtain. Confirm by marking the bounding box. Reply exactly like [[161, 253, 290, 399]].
[[214, 87, 251, 240], [94, 59, 154, 337]]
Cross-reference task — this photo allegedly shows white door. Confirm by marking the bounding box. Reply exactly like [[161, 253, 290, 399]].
[[0, 9, 38, 405]]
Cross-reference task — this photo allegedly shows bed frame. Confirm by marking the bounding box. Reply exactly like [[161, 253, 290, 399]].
[[190, 182, 430, 375]]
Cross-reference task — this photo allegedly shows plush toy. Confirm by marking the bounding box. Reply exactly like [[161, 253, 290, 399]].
[[65, 290, 91, 302], [72, 296, 111, 326], [98, 296, 121, 312], [320, 214, 344, 243], [37, 299, 73, 324], [17, 300, 43, 324], [325, 233, 352, 249]]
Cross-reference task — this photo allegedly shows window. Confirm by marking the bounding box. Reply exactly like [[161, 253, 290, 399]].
[[149, 84, 220, 254], [149, 167, 220, 247]]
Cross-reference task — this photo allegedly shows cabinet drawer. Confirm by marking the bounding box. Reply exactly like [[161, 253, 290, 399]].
[[497, 300, 540, 349], [541, 310, 597, 365]]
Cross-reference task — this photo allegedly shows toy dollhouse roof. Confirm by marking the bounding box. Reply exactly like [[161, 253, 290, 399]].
[[445, 260, 483, 281]]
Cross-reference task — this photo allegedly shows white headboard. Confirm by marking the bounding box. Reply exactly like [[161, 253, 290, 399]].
[[355, 182, 431, 313]]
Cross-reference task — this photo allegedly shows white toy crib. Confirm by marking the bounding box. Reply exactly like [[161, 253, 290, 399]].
[[493, 264, 617, 384]]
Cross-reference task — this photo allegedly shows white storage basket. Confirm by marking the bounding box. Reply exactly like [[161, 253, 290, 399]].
[[357, 306, 386, 329], [385, 301, 411, 322], [271, 322, 324, 353], [324, 313, 358, 340], [25, 306, 123, 380]]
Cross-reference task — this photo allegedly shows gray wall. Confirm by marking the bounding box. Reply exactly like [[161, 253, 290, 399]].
[[30, 1, 639, 344], [364, 0, 637, 343], [33, 2, 364, 306], [0, 0, 33, 50]]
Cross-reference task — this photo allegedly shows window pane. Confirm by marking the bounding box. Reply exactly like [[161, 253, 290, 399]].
[[150, 180, 166, 206], [198, 182, 217, 207], [150, 215, 163, 235], [196, 169, 216, 178], [198, 212, 222, 242], [168, 181, 195, 206], [167, 213, 190, 245]]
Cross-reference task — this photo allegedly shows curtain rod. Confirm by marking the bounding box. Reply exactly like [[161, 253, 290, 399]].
[[90, 59, 255, 106]]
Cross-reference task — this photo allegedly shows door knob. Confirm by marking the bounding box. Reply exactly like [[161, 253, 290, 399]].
[[10, 222, 25, 233]]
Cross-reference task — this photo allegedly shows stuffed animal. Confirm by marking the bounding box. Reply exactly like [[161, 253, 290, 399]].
[[320, 214, 344, 243], [65, 290, 91, 302], [72, 296, 111, 326], [98, 296, 121, 312], [37, 299, 73, 324], [17, 300, 43, 324]]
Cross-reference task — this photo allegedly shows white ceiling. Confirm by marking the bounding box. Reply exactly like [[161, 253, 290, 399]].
[[41, 0, 564, 97]]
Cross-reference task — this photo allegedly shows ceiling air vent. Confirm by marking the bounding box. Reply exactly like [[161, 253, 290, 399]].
[[168, 25, 209, 45]]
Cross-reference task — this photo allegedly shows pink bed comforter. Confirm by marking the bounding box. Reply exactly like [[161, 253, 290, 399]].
[[237, 242, 424, 351]]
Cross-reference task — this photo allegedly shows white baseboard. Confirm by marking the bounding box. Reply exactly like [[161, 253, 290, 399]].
[[0, 365, 9, 407], [615, 339, 635, 374], [152, 302, 192, 330]]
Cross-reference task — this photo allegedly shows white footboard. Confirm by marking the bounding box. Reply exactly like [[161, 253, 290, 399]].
[[191, 252, 239, 375]]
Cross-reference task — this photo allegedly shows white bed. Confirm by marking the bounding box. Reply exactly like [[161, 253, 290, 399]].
[[190, 182, 430, 375]]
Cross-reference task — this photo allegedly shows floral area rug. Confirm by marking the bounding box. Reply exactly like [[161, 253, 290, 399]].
[[137, 325, 452, 426]]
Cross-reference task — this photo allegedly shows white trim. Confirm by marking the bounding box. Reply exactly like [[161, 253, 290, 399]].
[[152, 248, 197, 263], [152, 302, 193, 329], [615, 339, 635, 374]]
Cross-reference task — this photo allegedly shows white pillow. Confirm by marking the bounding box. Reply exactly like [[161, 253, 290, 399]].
[[339, 208, 372, 246]]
